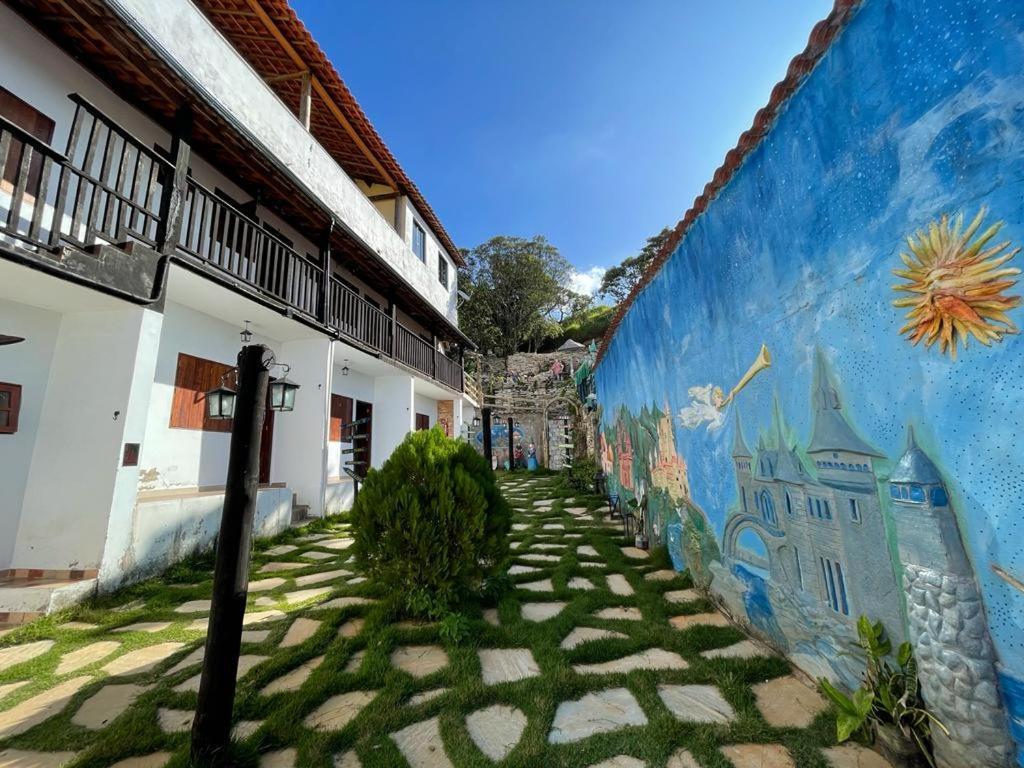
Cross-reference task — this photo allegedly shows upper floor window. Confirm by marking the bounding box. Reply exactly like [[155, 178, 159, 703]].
[[412, 222, 426, 262], [849, 497, 861, 523], [438, 255, 449, 287], [760, 490, 777, 526]]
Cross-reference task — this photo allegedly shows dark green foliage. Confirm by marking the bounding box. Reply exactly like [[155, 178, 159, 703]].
[[350, 427, 511, 618], [563, 455, 600, 494]]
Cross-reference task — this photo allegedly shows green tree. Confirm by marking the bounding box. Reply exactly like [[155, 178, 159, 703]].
[[599, 226, 673, 304], [458, 235, 573, 355]]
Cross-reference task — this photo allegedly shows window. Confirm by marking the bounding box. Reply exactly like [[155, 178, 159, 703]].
[[760, 490, 777, 526], [412, 222, 426, 262], [438, 255, 449, 287], [930, 487, 949, 507], [848, 498, 861, 523], [415, 413, 430, 431], [819, 556, 850, 615], [169, 353, 234, 432], [330, 394, 354, 442], [794, 548, 804, 590], [741, 487, 748, 514], [0, 382, 22, 434], [785, 491, 794, 516], [1, 87, 55, 191]]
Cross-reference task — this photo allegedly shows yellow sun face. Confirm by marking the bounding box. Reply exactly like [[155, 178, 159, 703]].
[[892, 207, 1021, 359]]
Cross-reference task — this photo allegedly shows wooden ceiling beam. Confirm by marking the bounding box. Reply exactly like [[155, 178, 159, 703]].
[[242, 0, 397, 190]]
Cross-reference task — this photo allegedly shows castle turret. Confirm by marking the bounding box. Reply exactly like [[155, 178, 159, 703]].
[[889, 427, 1014, 768], [732, 411, 752, 515]]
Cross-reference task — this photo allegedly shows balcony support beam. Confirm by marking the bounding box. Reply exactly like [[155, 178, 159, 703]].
[[156, 106, 192, 255]]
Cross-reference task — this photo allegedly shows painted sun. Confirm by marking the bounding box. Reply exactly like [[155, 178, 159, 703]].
[[892, 207, 1021, 359]]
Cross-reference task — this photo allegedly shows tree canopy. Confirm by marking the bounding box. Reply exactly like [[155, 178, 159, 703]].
[[598, 226, 673, 304]]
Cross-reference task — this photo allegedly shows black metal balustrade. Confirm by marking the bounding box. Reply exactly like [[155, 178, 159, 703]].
[[0, 94, 465, 392]]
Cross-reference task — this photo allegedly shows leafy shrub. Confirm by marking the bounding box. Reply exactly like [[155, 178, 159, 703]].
[[563, 455, 600, 494], [351, 427, 511, 618], [438, 612, 472, 645]]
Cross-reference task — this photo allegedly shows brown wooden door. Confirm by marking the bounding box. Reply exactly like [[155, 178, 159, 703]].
[[355, 400, 372, 477], [259, 406, 274, 484]]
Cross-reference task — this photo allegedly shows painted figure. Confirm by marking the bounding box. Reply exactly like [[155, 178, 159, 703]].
[[678, 345, 771, 431], [527, 441, 538, 471]]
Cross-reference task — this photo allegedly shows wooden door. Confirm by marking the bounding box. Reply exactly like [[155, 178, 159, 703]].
[[354, 400, 372, 477], [259, 405, 274, 484]]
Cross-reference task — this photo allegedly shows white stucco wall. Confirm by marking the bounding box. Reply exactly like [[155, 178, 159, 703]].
[[413, 393, 439, 428], [371, 374, 414, 468], [0, 298, 61, 571], [107, 0, 459, 323], [137, 301, 282, 492]]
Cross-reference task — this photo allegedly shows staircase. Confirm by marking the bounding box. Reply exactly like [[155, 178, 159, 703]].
[[290, 494, 312, 527]]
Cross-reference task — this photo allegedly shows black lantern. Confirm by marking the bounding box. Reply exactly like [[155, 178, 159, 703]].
[[205, 383, 237, 420], [472, 415, 481, 428], [239, 321, 253, 345], [269, 376, 300, 412]]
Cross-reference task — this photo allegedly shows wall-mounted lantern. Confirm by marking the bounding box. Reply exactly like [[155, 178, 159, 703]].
[[240, 320, 253, 345], [205, 382, 237, 421], [269, 371, 300, 412]]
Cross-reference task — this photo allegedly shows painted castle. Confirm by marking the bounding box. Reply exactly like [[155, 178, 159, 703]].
[[651, 402, 690, 502]]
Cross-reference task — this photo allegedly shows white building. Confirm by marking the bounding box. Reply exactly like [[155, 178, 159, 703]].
[[0, 0, 480, 622]]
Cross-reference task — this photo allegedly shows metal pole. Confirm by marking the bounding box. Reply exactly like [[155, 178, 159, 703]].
[[482, 407, 492, 467], [191, 344, 269, 765]]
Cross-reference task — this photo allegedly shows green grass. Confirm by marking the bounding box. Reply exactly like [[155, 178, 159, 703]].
[[0, 471, 840, 767]]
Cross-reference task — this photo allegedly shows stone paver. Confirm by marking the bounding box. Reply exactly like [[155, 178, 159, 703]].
[[281, 617, 322, 647], [822, 744, 896, 768], [262, 655, 324, 695], [567, 577, 596, 590], [578, 545, 599, 557], [174, 654, 268, 692], [338, 618, 365, 638], [594, 606, 643, 621], [344, 650, 365, 673], [260, 748, 296, 768], [644, 569, 679, 581], [265, 544, 298, 555], [391, 646, 449, 678], [113, 622, 171, 634], [333, 751, 361, 768], [319, 597, 374, 609], [243, 629, 271, 643], [669, 612, 730, 630], [0, 676, 92, 738], [55, 641, 120, 675], [588, 758, 645, 768], [508, 564, 540, 575], [102, 642, 184, 676], [519, 578, 555, 592], [294, 569, 351, 587], [478, 648, 540, 685], [466, 704, 526, 761], [520, 553, 560, 563], [522, 601, 566, 621], [408, 687, 448, 706], [561, 626, 628, 649], [318, 538, 354, 550], [701, 640, 770, 660], [157, 708, 193, 734], [167, 647, 204, 675], [242, 609, 287, 625], [173, 599, 212, 613], [391, 717, 454, 768], [259, 562, 306, 573], [720, 744, 795, 768], [548, 687, 647, 744], [0, 681, 28, 701], [664, 589, 701, 604], [606, 573, 634, 596], [752, 675, 828, 728], [666, 749, 701, 768], [542, 523, 564, 530], [483, 609, 500, 627], [57, 622, 98, 631], [573, 647, 687, 675], [620, 547, 649, 559], [282, 587, 333, 605], [71, 683, 152, 730], [249, 577, 287, 592], [0, 640, 53, 672], [0, 750, 77, 768], [657, 684, 735, 724], [531, 543, 565, 551], [305, 690, 378, 731]]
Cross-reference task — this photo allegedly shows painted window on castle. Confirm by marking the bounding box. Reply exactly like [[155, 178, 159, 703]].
[[823, 499, 832, 519], [760, 491, 777, 526], [890, 483, 927, 503], [930, 487, 949, 507], [785, 491, 794, 516], [741, 487, 748, 514], [849, 498, 861, 523], [820, 556, 850, 615], [794, 548, 804, 590]]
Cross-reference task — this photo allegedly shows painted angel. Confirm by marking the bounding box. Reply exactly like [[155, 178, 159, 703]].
[[677, 384, 727, 431]]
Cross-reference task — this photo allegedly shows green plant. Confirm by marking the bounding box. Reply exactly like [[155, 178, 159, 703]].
[[820, 617, 947, 766], [438, 612, 472, 644], [351, 427, 512, 618], [563, 454, 600, 494]]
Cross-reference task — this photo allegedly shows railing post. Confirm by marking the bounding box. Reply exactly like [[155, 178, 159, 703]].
[[156, 106, 193, 255], [319, 219, 334, 327], [432, 334, 438, 381], [389, 303, 397, 359]]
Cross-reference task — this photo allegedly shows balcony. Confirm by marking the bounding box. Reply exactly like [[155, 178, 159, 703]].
[[0, 95, 465, 392]]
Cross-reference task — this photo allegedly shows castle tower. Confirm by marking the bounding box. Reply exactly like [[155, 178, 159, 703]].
[[731, 411, 752, 514], [889, 427, 1014, 768]]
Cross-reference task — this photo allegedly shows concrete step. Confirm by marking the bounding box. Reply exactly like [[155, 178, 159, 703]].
[[291, 504, 311, 525], [0, 578, 97, 623]]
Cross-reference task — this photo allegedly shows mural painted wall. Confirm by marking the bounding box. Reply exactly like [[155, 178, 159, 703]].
[[593, 1, 1024, 766]]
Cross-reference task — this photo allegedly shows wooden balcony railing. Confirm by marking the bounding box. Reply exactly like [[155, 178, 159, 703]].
[[0, 95, 466, 392]]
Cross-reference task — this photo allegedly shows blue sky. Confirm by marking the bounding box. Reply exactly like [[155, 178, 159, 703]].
[[292, 0, 833, 294]]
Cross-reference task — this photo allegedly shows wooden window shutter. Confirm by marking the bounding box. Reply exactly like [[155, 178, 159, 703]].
[[0, 382, 22, 434], [330, 394, 354, 441], [415, 413, 430, 431], [170, 352, 234, 432]]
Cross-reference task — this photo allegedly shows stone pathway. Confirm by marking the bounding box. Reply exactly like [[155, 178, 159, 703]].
[[0, 477, 873, 767]]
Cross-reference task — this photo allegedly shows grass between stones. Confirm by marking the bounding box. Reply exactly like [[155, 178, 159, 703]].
[[0, 471, 842, 767]]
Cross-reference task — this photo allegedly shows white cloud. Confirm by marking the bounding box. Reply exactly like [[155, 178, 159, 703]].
[[569, 266, 607, 296]]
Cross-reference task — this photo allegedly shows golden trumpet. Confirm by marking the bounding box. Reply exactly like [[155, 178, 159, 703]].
[[720, 344, 772, 408]]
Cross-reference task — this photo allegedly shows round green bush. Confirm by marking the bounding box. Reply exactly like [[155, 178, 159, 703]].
[[350, 427, 511, 617]]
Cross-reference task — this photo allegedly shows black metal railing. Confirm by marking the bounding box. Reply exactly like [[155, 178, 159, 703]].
[[0, 94, 465, 391]]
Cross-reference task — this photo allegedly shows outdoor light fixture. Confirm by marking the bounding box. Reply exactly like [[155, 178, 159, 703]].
[[205, 380, 237, 420], [0, 335, 25, 346], [472, 415, 481, 428], [269, 367, 300, 412], [341, 359, 350, 376], [240, 320, 253, 345]]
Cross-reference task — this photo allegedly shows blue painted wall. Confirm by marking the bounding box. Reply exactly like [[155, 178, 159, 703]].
[[595, 0, 1024, 763]]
